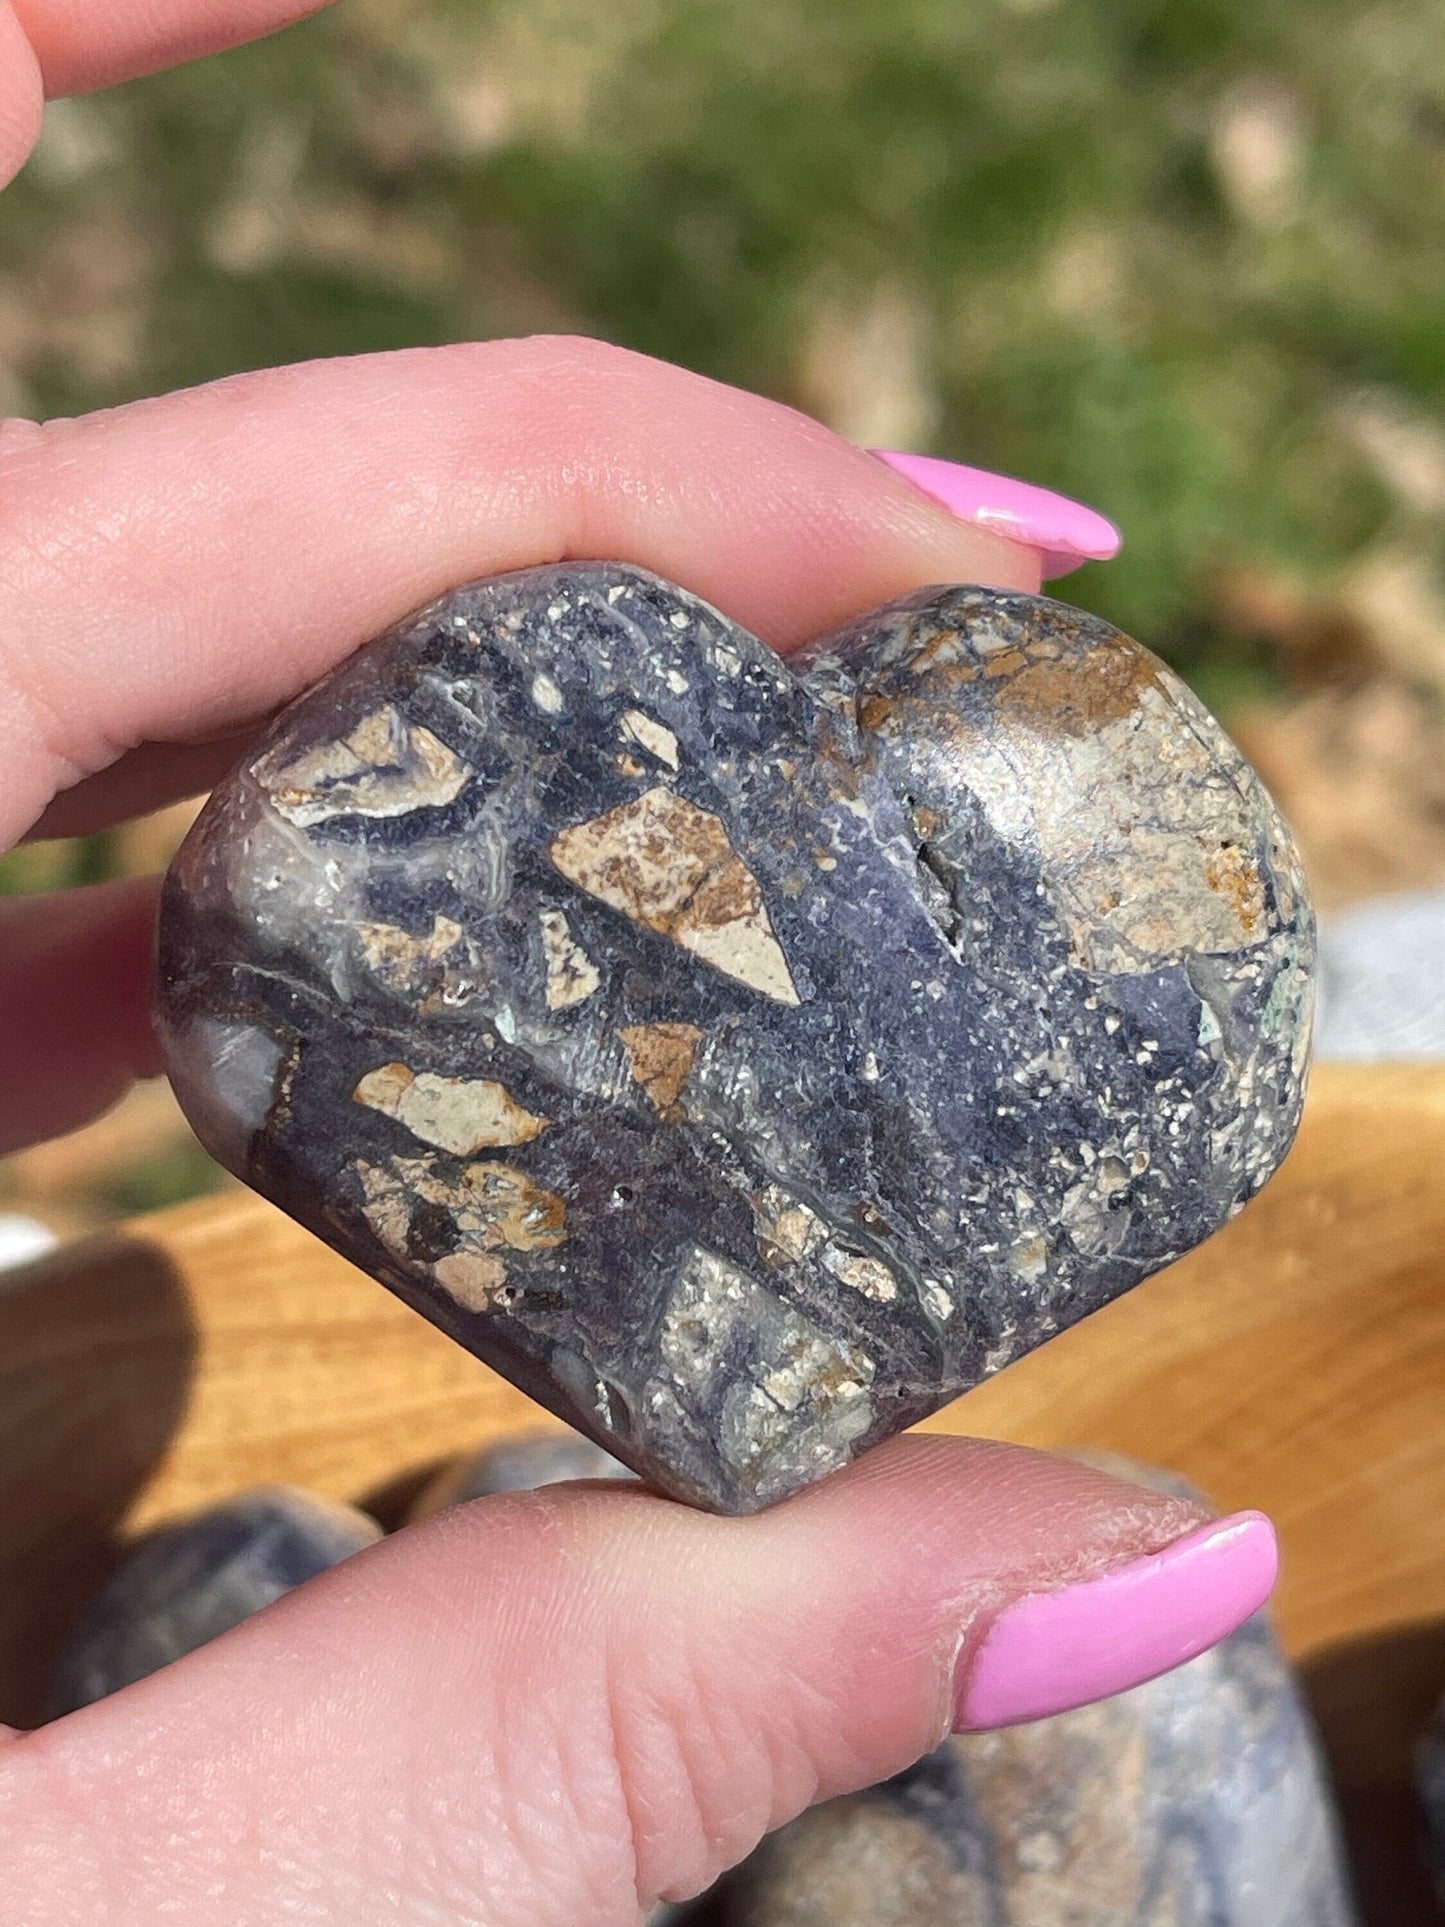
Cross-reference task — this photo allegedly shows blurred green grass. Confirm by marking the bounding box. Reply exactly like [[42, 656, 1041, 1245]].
[[11, 5, 1445, 583]]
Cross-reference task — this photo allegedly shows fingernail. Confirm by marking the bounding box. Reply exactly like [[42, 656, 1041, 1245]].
[[872, 449, 1121, 579], [953, 1511, 1278, 1731]]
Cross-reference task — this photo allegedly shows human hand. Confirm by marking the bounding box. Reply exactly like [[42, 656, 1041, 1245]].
[[0, 8, 1275, 1919]]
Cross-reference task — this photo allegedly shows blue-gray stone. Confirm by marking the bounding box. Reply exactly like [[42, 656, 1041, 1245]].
[[717, 1613, 1357, 1925], [50, 1485, 381, 1714], [154, 565, 1315, 1514], [410, 1428, 637, 1520]]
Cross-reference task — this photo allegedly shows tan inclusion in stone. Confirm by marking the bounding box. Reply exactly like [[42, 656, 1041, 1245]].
[[358, 915, 463, 984], [619, 1022, 704, 1117], [354, 915, 486, 1012], [751, 1183, 829, 1267], [547, 786, 800, 1005], [890, 629, 1275, 975], [431, 1250, 509, 1311], [356, 1155, 566, 1316], [619, 708, 680, 769], [974, 639, 1275, 970], [353, 1064, 549, 1156], [749, 1185, 899, 1299], [538, 909, 601, 1010], [252, 705, 469, 827], [821, 1245, 899, 1303]]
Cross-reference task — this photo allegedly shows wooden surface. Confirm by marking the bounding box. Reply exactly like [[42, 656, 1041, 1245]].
[[1, 1062, 1442, 1917]]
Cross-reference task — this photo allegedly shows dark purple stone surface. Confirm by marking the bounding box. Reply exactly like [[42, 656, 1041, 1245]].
[[50, 1485, 381, 1715]]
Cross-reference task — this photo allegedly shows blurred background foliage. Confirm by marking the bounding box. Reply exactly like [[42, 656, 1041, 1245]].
[[3, 0, 1445, 1228]]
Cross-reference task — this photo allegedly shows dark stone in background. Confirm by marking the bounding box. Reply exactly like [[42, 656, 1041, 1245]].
[[50, 1485, 381, 1715], [156, 565, 1314, 1513], [45, 1445, 1362, 1925]]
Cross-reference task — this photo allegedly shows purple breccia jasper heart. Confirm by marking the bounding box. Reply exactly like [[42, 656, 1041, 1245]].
[[154, 565, 1315, 1513]]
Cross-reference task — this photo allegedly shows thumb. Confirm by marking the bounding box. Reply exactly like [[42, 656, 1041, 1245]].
[[0, 1435, 1276, 1924]]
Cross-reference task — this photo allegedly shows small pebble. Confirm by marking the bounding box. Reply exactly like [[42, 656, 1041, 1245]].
[[409, 1429, 637, 1521], [50, 1485, 382, 1715]]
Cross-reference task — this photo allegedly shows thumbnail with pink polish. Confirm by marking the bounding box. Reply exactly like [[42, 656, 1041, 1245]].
[[953, 1510, 1279, 1732], [873, 449, 1121, 579]]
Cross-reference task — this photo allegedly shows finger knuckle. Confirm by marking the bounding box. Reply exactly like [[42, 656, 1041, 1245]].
[[600, 1625, 794, 1907]]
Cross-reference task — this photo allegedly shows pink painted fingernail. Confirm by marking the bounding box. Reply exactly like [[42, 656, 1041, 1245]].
[[873, 449, 1121, 579], [953, 1511, 1278, 1731]]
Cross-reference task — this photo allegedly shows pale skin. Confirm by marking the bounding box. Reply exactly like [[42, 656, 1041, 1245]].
[[0, 6, 1222, 1920]]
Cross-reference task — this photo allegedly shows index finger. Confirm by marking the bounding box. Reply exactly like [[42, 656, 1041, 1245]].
[[12, 0, 334, 95], [0, 335, 1042, 850], [1, 0, 334, 181]]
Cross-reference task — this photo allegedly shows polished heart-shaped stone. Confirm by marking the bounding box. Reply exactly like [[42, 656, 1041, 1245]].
[[155, 564, 1314, 1513]]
